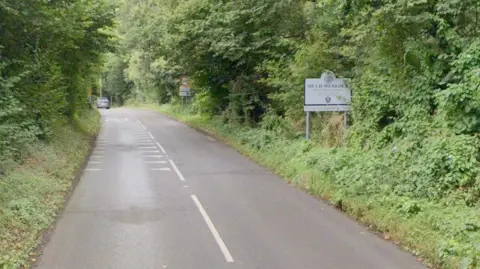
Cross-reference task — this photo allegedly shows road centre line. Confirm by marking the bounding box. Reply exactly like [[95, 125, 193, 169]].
[[168, 159, 185, 182], [191, 195, 234, 263], [155, 142, 167, 154]]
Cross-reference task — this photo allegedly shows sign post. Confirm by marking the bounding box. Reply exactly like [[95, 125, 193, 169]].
[[179, 76, 191, 110], [304, 72, 351, 140]]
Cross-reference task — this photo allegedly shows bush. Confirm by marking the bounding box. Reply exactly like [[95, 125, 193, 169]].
[[0, 109, 100, 269]]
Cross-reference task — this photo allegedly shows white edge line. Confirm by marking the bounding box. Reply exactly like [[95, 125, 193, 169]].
[[191, 195, 234, 263], [168, 159, 185, 182], [148, 132, 155, 139], [156, 142, 167, 154]]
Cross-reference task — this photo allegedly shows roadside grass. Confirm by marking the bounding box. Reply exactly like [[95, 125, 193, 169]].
[[0, 109, 100, 269], [131, 103, 480, 269]]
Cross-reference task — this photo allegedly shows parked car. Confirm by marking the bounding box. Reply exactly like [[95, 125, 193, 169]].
[[96, 97, 110, 109]]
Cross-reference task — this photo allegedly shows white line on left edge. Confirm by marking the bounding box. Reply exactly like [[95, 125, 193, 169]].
[[191, 195, 234, 263]]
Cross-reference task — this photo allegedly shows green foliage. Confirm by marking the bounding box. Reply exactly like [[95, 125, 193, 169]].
[[155, 103, 480, 269], [0, 0, 115, 171], [109, 0, 480, 267], [0, 110, 101, 269], [0, 0, 113, 266]]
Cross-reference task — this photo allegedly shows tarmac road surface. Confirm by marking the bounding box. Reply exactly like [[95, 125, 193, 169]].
[[36, 108, 427, 269]]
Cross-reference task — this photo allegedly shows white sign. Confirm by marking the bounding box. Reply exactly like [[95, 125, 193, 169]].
[[304, 72, 351, 112], [179, 85, 190, 95], [179, 76, 191, 97]]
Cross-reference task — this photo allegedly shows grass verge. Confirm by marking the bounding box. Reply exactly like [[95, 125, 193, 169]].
[[130, 103, 480, 269], [0, 109, 101, 269]]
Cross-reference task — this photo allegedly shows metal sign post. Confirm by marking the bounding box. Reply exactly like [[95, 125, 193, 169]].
[[304, 72, 351, 140], [305, 111, 310, 140]]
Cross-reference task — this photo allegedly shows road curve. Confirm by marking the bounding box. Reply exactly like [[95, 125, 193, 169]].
[[36, 108, 426, 269]]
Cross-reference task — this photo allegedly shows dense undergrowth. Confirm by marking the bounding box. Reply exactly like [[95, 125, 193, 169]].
[[105, 0, 480, 268], [133, 102, 480, 269], [1, 1, 113, 267], [0, 109, 100, 269]]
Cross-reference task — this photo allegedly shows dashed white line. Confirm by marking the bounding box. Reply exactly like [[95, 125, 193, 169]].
[[145, 161, 167, 164], [169, 159, 185, 182], [156, 142, 167, 154], [150, 168, 171, 171], [191, 195, 234, 263]]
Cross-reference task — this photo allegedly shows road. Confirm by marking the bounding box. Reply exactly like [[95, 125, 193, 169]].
[[36, 108, 426, 269]]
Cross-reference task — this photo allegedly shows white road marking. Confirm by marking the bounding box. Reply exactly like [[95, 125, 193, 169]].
[[89, 161, 102, 164], [169, 159, 185, 182], [145, 161, 167, 164], [191, 195, 234, 263], [148, 132, 155, 139], [150, 168, 171, 171], [138, 143, 155, 145], [144, 155, 164, 158], [184, 185, 188, 188], [141, 150, 160, 153], [139, 146, 157, 149], [156, 142, 167, 154], [85, 168, 102, 171], [141, 124, 147, 130]]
